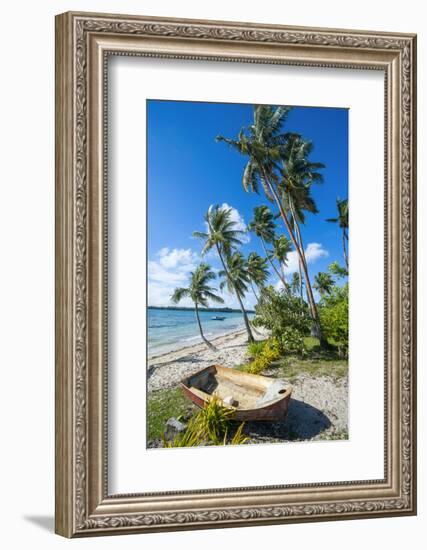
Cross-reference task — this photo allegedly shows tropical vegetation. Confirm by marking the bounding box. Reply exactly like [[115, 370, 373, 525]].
[[216, 106, 326, 343], [252, 286, 311, 356], [327, 198, 349, 270], [162, 396, 249, 447], [151, 103, 350, 448], [193, 205, 255, 342], [170, 103, 349, 363], [171, 263, 223, 350], [246, 251, 269, 301]]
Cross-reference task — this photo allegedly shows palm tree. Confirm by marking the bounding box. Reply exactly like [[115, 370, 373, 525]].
[[290, 272, 303, 297], [268, 235, 292, 289], [279, 134, 324, 300], [216, 105, 324, 342], [171, 263, 224, 350], [314, 272, 334, 297], [246, 252, 269, 301], [327, 198, 349, 270], [193, 205, 254, 342], [328, 260, 348, 279], [218, 252, 253, 340], [248, 205, 288, 288]]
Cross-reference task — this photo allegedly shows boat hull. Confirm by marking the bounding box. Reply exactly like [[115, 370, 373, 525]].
[[181, 365, 292, 422]]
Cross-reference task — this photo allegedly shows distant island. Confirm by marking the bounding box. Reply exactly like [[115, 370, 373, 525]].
[[148, 305, 255, 314]]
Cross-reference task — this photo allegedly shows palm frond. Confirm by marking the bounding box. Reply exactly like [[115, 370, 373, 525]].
[[171, 287, 190, 304]]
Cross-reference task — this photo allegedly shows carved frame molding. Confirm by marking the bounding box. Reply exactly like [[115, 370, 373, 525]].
[[55, 11, 416, 537]]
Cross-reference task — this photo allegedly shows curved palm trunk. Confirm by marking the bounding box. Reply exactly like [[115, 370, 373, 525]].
[[215, 244, 254, 343], [260, 166, 325, 345], [194, 302, 216, 350], [260, 235, 287, 288], [342, 228, 349, 270], [293, 217, 305, 301]]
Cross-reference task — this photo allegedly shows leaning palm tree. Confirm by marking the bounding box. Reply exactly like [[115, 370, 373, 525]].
[[171, 263, 224, 350], [246, 252, 269, 301], [279, 134, 324, 299], [193, 205, 254, 342], [216, 105, 324, 342], [313, 272, 334, 297], [218, 252, 254, 342], [290, 272, 303, 297], [328, 260, 348, 279], [248, 205, 287, 288], [327, 198, 349, 270], [268, 235, 292, 289]]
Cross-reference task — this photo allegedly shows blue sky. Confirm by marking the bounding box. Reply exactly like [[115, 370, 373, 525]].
[[147, 100, 348, 309]]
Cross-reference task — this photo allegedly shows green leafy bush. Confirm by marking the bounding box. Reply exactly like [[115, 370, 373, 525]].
[[319, 283, 349, 357], [278, 327, 306, 357], [244, 337, 280, 374], [247, 340, 267, 358], [253, 286, 311, 354], [162, 395, 249, 447], [197, 394, 233, 445]]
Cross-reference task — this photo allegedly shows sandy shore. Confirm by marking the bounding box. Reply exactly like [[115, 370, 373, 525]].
[[147, 327, 348, 444], [148, 328, 267, 393]]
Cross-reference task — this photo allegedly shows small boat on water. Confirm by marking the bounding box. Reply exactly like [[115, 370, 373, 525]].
[[181, 365, 292, 421], [211, 316, 226, 321]]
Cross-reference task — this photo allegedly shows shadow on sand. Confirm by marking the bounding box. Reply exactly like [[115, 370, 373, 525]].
[[244, 398, 332, 442]]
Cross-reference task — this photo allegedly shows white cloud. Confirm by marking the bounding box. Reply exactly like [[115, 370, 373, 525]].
[[206, 203, 250, 244], [282, 242, 329, 275], [148, 248, 199, 307], [157, 247, 198, 269], [148, 246, 257, 310]]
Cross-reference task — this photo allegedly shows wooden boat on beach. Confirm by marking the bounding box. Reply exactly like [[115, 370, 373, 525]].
[[181, 365, 292, 421]]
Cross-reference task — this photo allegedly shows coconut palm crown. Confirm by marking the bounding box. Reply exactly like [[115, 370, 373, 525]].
[[290, 272, 303, 296], [248, 205, 287, 288], [269, 235, 292, 271], [216, 104, 326, 344], [279, 133, 324, 300], [327, 198, 349, 270], [171, 263, 224, 350], [246, 252, 269, 301], [218, 251, 251, 299], [247, 204, 277, 243], [313, 272, 334, 297], [279, 134, 324, 225], [268, 235, 292, 292], [193, 205, 254, 342]]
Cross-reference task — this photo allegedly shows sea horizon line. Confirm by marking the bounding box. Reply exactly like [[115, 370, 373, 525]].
[[148, 305, 255, 314]]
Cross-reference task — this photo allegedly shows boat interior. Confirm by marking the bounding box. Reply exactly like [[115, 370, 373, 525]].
[[184, 366, 288, 410]]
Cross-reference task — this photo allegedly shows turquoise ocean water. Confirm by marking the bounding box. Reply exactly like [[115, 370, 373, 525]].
[[148, 308, 253, 357]]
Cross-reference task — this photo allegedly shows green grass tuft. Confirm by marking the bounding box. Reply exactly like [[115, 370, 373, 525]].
[[147, 387, 195, 441], [265, 337, 348, 382], [247, 340, 267, 358]]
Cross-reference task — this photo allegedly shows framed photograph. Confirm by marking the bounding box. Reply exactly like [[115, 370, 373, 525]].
[[55, 11, 417, 537]]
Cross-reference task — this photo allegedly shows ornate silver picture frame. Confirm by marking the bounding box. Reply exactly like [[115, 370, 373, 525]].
[[55, 11, 417, 537]]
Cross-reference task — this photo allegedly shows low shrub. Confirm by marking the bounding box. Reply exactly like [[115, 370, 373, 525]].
[[197, 394, 233, 445], [319, 283, 349, 357], [244, 337, 280, 374], [162, 395, 249, 447], [253, 286, 311, 355], [247, 340, 267, 358], [277, 327, 306, 357]]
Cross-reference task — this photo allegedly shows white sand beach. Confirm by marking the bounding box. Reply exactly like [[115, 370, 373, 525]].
[[147, 327, 348, 443], [147, 328, 265, 393]]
